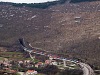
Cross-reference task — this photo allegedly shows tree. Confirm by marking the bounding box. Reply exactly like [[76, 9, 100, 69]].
[[43, 65, 59, 75], [60, 69, 83, 75]]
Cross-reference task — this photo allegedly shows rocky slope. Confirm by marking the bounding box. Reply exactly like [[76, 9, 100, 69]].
[[0, 1, 100, 67]]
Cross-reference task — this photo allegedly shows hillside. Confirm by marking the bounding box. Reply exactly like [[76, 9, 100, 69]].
[[0, 0, 100, 67]]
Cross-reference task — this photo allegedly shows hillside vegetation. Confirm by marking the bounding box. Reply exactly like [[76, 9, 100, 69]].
[[0, 0, 99, 9], [0, 0, 100, 67]]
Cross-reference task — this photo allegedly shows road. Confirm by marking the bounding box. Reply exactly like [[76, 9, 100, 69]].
[[19, 39, 95, 75], [78, 62, 95, 75]]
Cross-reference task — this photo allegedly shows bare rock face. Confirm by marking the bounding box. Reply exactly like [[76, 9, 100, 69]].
[[0, 1, 100, 66]]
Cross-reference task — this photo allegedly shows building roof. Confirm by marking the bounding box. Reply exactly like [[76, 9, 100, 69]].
[[27, 70, 34, 73], [26, 70, 38, 74]]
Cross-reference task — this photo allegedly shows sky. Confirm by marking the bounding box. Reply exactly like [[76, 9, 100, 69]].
[[0, 0, 57, 3]]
